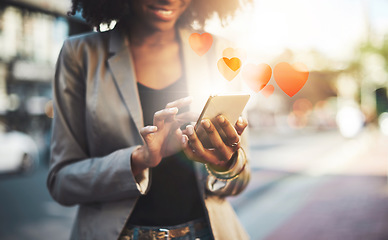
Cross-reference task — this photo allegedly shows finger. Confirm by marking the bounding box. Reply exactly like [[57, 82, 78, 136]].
[[235, 116, 248, 135], [181, 133, 221, 165], [181, 134, 205, 163], [201, 119, 234, 161], [174, 128, 183, 143], [216, 115, 240, 148], [153, 107, 178, 128], [165, 96, 192, 109], [140, 126, 158, 143], [185, 125, 207, 157], [184, 125, 225, 165]]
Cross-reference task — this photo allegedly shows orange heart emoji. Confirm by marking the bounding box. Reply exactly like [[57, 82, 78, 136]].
[[217, 57, 241, 81], [261, 84, 274, 98], [273, 62, 309, 97], [223, 57, 241, 71], [222, 48, 247, 62], [189, 33, 213, 56], [242, 63, 272, 93]]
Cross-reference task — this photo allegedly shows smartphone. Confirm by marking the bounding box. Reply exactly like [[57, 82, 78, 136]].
[[194, 94, 250, 148]]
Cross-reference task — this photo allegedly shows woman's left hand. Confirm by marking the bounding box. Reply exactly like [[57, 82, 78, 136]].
[[182, 115, 248, 171]]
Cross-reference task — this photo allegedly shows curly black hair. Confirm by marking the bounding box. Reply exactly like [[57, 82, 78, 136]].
[[68, 0, 250, 29]]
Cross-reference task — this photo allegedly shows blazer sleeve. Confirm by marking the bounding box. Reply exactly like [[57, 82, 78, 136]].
[[47, 39, 149, 206]]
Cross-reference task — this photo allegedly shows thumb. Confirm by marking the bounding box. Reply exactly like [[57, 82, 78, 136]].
[[140, 126, 158, 144]]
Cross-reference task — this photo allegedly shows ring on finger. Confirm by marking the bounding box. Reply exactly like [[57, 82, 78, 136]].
[[228, 138, 240, 147], [189, 144, 196, 153]]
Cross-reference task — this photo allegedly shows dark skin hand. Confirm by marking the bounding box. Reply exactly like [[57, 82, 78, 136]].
[[131, 96, 249, 176], [131, 97, 194, 176], [182, 115, 248, 171]]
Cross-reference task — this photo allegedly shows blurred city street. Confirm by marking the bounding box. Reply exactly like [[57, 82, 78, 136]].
[[0, 167, 77, 240], [1, 126, 388, 240], [1, 0, 388, 239], [230, 127, 388, 240]]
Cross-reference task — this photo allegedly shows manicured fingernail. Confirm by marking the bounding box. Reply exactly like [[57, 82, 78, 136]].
[[182, 135, 187, 144], [150, 126, 157, 131], [169, 107, 178, 113], [202, 119, 211, 128], [218, 115, 225, 123], [186, 125, 194, 135], [238, 117, 243, 125]]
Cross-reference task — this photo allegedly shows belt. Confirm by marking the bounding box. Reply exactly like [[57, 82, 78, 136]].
[[120, 220, 208, 240]]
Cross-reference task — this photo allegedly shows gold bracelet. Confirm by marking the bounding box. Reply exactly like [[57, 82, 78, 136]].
[[205, 148, 247, 181]]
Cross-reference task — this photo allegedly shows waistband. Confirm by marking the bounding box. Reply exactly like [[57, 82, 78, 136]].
[[120, 218, 210, 240]]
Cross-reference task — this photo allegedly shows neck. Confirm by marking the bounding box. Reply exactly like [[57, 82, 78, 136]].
[[123, 19, 178, 47]]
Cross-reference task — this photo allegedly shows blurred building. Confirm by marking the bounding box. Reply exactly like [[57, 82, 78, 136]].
[[0, 0, 91, 164]]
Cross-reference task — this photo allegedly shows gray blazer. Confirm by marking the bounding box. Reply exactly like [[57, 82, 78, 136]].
[[47, 25, 250, 240]]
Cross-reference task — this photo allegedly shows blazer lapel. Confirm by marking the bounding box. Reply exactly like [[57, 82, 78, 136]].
[[107, 27, 144, 132]]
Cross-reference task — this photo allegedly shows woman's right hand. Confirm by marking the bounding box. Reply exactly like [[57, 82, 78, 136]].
[[131, 97, 193, 176]]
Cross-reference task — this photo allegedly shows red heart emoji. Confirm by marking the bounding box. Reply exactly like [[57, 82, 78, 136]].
[[189, 33, 213, 56], [273, 62, 309, 97], [242, 63, 272, 93], [261, 84, 274, 98]]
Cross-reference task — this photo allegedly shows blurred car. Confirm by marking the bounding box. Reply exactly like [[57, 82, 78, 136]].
[[0, 129, 39, 174]]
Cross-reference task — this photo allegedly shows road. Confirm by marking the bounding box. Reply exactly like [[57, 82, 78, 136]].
[[229, 127, 388, 240], [0, 127, 387, 239], [0, 167, 77, 240]]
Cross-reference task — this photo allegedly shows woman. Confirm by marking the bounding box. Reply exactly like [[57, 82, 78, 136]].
[[47, 0, 251, 239]]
